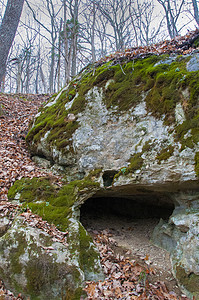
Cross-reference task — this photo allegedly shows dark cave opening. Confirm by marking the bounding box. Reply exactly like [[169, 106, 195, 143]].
[[80, 193, 181, 297], [80, 193, 175, 225], [102, 170, 118, 187]]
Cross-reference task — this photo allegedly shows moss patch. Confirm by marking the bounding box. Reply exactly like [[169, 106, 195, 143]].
[[195, 152, 199, 177], [114, 152, 144, 180], [8, 177, 58, 203], [64, 287, 86, 300], [0, 220, 86, 300], [156, 145, 174, 164], [8, 177, 99, 232], [10, 232, 27, 275], [25, 255, 59, 297], [26, 82, 86, 156], [85, 168, 102, 181], [142, 140, 154, 153], [175, 112, 199, 150], [176, 265, 199, 297], [127, 153, 144, 174], [79, 223, 99, 274], [103, 56, 159, 111]]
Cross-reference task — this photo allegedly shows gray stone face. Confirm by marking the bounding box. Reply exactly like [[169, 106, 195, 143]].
[[151, 191, 199, 298], [0, 213, 104, 299], [154, 55, 177, 66], [187, 53, 199, 72], [33, 85, 198, 185]]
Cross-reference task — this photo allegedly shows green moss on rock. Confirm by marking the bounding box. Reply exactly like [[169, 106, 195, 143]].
[[175, 112, 199, 150], [195, 152, 199, 177], [25, 256, 59, 297], [176, 265, 199, 297], [142, 140, 154, 153], [8, 177, 99, 232], [8, 177, 58, 203], [26, 86, 84, 156], [85, 168, 102, 180], [79, 223, 99, 274], [0, 216, 87, 300], [127, 153, 144, 174], [156, 145, 174, 164], [64, 287, 86, 300], [114, 152, 143, 179]]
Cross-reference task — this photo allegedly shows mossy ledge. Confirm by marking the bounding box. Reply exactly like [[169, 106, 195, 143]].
[[114, 152, 144, 180], [156, 145, 174, 164], [8, 177, 100, 231]]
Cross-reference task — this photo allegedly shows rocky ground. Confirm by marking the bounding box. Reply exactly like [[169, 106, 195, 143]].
[[0, 94, 190, 299], [82, 213, 184, 298]]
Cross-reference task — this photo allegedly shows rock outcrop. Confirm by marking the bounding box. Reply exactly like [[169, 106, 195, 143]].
[[4, 177, 104, 299], [27, 53, 199, 184], [6, 51, 199, 298]]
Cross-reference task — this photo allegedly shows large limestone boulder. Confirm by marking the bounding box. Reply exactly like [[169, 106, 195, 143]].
[[26, 53, 199, 184], [24, 52, 199, 298]]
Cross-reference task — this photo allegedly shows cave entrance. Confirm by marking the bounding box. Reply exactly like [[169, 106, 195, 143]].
[[80, 193, 175, 224], [80, 192, 175, 261], [80, 192, 181, 295], [80, 192, 176, 288]]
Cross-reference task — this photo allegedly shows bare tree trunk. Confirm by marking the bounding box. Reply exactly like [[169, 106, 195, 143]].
[[192, 0, 199, 26], [71, 34, 77, 77], [157, 0, 184, 39], [1, 74, 5, 92], [63, 0, 70, 84], [49, 44, 55, 93], [40, 66, 47, 93], [57, 39, 61, 91], [35, 36, 41, 94], [16, 59, 22, 93], [57, 20, 62, 91], [35, 60, 40, 94], [71, 0, 79, 77], [0, 0, 25, 88], [91, 2, 96, 63], [25, 53, 30, 93]]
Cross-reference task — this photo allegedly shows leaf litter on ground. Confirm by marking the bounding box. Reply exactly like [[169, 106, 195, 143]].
[[84, 230, 190, 299]]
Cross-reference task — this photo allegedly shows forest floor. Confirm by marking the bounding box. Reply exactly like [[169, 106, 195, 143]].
[[0, 94, 190, 299], [82, 214, 186, 299]]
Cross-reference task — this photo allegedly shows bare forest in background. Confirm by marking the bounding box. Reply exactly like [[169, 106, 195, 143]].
[[0, 0, 198, 94]]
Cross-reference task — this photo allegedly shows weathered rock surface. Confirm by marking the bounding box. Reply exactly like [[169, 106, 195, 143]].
[[12, 53, 199, 297], [0, 215, 82, 300], [27, 53, 199, 185], [151, 191, 199, 298], [4, 177, 103, 299]]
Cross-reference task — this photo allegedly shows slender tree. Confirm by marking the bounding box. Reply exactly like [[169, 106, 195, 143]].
[[157, 0, 185, 38], [0, 0, 25, 89], [191, 0, 199, 26], [130, 0, 164, 46], [94, 0, 131, 51]]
